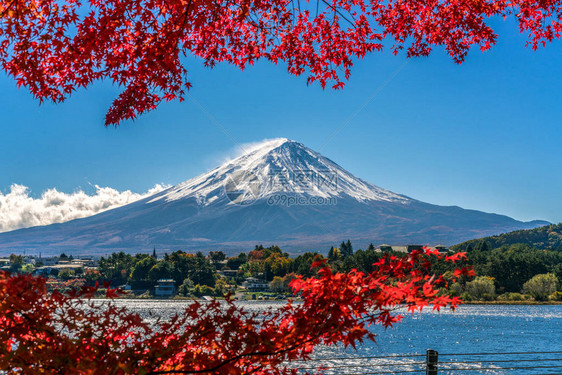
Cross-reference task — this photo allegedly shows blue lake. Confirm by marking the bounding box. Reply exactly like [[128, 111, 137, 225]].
[[112, 300, 562, 374]]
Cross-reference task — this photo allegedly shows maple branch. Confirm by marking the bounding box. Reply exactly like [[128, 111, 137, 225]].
[[148, 334, 322, 374], [0, 0, 16, 18], [149, 309, 331, 375], [179, 0, 192, 32], [320, 0, 356, 28], [16, 309, 58, 339], [290, 0, 295, 25], [245, 10, 278, 31], [0, 251, 465, 373], [211, 0, 220, 23]]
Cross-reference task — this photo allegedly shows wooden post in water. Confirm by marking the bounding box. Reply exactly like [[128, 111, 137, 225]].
[[426, 349, 438, 375]]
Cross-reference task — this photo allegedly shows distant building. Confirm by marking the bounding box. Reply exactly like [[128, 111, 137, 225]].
[[219, 269, 238, 278], [70, 258, 97, 267], [155, 279, 176, 297], [0, 258, 10, 271], [434, 245, 450, 253], [376, 244, 393, 252], [406, 245, 424, 253], [243, 277, 269, 292], [38, 257, 59, 266], [375, 245, 450, 253], [34, 264, 84, 276]]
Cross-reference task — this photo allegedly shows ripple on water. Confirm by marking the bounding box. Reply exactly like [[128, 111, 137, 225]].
[[105, 301, 562, 374]]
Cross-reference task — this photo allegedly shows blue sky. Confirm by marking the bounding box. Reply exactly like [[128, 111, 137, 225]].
[[1, 17, 561, 224]]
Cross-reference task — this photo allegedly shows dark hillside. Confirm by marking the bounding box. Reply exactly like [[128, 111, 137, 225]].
[[452, 223, 562, 252]]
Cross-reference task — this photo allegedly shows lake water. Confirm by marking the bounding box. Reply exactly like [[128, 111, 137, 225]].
[[112, 300, 562, 374]]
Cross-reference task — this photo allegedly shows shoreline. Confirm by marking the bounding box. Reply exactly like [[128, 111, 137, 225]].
[[104, 296, 562, 305], [463, 300, 562, 305]]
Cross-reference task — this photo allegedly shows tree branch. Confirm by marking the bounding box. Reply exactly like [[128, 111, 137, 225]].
[[320, 0, 356, 28]]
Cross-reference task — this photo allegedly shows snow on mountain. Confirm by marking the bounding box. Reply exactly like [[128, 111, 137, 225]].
[[0, 138, 549, 256], [151, 138, 410, 205]]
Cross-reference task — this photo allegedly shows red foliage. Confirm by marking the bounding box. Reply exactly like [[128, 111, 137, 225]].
[[248, 249, 265, 261], [1, 0, 560, 124], [0, 248, 471, 374]]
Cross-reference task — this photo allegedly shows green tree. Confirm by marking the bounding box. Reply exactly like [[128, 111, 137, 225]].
[[265, 253, 292, 281], [209, 251, 226, 263], [346, 240, 353, 256], [165, 251, 196, 286], [269, 276, 285, 293], [339, 240, 353, 258], [83, 269, 101, 286], [58, 269, 76, 280], [352, 248, 383, 274], [474, 241, 490, 252], [269, 273, 298, 293], [342, 255, 358, 272], [339, 241, 348, 258], [98, 252, 135, 285], [522, 273, 559, 301], [449, 282, 463, 297], [190, 252, 216, 287], [209, 251, 226, 270], [178, 278, 194, 296], [213, 278, 229, 297], [20, 264, 35, 274], [129, 256, 157, 289], [192, 284, 214, 297], [553, 263, 562, 286], [466, 276, 496, 301], [291, 253, 324, 278], [226, 253, 247, 270], [9, 254, 24, 273], [464, 244, 560, 292], [148, 261, 174, 283], [327, 247, 341, 262]]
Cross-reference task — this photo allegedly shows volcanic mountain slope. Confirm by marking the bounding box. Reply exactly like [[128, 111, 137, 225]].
[[0, 138, 548, 255]]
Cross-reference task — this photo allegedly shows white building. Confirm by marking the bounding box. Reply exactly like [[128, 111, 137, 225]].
[[155, 279, 176, 297], [243, 277, 270, 292]]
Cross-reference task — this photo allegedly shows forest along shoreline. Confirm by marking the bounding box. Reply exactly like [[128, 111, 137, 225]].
[[3, 224, 562, 304]]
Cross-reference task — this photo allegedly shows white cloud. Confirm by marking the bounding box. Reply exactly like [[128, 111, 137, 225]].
[[0, 184, 169, 233], [212, 138, 289, 165]]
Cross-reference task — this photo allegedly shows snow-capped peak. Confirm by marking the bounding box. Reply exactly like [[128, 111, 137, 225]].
[[150, 138, 410, 205]]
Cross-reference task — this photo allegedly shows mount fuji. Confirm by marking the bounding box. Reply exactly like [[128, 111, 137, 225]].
[[0, 138, 548, 256]]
